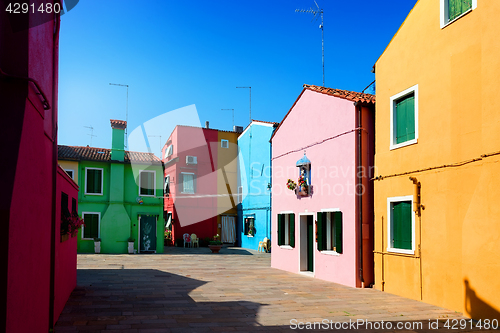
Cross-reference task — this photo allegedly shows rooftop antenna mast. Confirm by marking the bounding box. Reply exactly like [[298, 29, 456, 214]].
[[221, 109, 234, 129], [296, 0, 325, 87], [236, 86, 251, 124], [84, 125, 96, 146], [109, 83, 129, 148]]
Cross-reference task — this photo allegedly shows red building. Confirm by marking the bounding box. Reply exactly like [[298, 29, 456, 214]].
[[1, 3, 78, 332], [163, 125, 239, 244]]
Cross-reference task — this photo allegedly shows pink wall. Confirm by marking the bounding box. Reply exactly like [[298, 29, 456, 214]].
[[271, 89, 364, 288], [54, 167, 78, 323]]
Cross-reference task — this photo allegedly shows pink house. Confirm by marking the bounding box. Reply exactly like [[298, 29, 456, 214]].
[[270, 84, 375, 288]]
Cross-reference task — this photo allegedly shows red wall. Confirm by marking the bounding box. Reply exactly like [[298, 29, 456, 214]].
[[0, 3, 74, 332], [54, 167, 78, 322]]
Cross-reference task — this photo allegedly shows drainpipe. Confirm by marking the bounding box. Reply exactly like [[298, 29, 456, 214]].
[[49, 7, 61, 331], [355, 102, 364, 288], [409, 177, 424, 300]]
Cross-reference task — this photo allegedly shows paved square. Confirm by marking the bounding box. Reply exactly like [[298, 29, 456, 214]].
[[55, 247, 482, 332]]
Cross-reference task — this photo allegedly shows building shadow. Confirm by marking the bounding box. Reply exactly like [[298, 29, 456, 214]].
[[464, 278, 500, 321]]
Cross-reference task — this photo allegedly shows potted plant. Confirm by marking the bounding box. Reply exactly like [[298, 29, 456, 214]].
[[164, 230, 172, 246], [248, 228, 254, 237], [286, 179, 297, 192], [127, 237, 135, 254], [94, 237, 101, 254], [297, 174, 308, 196], [208, 234, 223, 253]]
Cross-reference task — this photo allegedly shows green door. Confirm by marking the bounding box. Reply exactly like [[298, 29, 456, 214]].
[[307, 216, 314, 272], [140, 214, 157, 253]]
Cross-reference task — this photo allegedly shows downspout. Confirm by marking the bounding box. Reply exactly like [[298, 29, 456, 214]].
[[49, 7, 61, 331], [356, 102, 364, 288]]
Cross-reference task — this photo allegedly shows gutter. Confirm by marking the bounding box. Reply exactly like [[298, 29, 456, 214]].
[[355, 102, 364, 288]]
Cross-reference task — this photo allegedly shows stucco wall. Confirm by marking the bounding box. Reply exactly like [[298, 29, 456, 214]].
[[374, 0, 500, 319], [271, 89, 359, 287]]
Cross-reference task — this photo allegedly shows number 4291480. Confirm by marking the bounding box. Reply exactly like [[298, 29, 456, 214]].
[[5, 2, 62, 14], [443, 319, 499, 330]]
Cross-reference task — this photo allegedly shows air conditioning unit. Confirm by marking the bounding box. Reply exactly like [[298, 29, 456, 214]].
[[186, 156, 197, 165]]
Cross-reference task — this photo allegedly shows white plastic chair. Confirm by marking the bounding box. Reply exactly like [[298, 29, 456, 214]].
[[191, 234, 199, 248]]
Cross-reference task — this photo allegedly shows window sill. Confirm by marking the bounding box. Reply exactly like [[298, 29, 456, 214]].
[[390, 138, 418, 151], [387, 247, 414, 255], [139, 194, 156, 197], [84, 193, 103, 196], [441, 8, 472, 29], [246, 235, 254, 238], [279, 245, 293, 250], [320, 250, 340, 256]]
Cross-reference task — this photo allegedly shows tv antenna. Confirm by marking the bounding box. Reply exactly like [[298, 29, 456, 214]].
[[84, 125, 96, 146], [109, 83, 129, 148], [236, 86, 251, 124], [221, 109, 234, 129], [296, 1, 325, 87]]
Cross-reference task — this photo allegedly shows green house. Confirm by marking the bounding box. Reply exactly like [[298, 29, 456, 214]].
[[58, 119, 164, 254]]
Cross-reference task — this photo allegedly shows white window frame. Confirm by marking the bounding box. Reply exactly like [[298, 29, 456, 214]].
[[64, 169, 75, 180], [387, 195, 415, 255], [320, 208, 341, 256], [390, 84, 419, 151], [221, 139, 229, 148], [440, 0, 477, 29], [165, 145, 173, 158], [81, 212, 100, 240], [181, 172, 195, 194], [164, 174, 170, 195], [139, 170, 156, 197], [84, 167, 104, 195], [279, 211, 294, 249]]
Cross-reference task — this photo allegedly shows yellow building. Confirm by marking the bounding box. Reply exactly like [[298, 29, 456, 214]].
[[374, 0, 500, 320], [217, 130, 239, 241]]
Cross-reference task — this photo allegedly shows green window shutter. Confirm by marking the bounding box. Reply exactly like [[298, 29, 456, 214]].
[[392, 202, 412, 250], [95, 170, 102, 193], [449, 0, 472, 21], [289, 213, 295, 248], [84, 214, 98, 239], [87, 169, 95, 193], [316, 212, 325, 251], [334, 212, 343, 254], [396, 94, 415, 144], [277, 214, 284, 246]]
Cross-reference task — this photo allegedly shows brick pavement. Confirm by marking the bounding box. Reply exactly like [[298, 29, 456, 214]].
[[55, 246, 486, 332]]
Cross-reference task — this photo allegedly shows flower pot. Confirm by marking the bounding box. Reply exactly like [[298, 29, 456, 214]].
[[128, 241, 134, 254], [94, 241, 101, 254], [208, 245, 222, 253]]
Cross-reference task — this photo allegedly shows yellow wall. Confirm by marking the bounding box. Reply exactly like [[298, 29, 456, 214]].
[[58, 160, 79, 183], [217, 131, 238, 235], [374, 0, 500, 320]]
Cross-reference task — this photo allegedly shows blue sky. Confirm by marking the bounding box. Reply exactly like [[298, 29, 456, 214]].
[[58, 0, 417, 157]]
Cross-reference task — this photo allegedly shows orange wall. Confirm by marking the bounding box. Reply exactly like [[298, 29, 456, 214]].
[[374, 0, 500, 320], [216, 131, 238, 235]]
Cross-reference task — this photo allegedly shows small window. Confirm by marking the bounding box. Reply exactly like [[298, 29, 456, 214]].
[[441, 0, 475, 28], [317, 211, 342, 253], [387, 196, 415, 254], [164, 145, 173, 159], [390, 85, 418, 150], [82, 212, 100, 240], [85, 168, 103, 195], [164, 175, 170, 195], [139, 170, 155, 196], [244, 217, 255, 236], [221, 139, 229, 148], [64, 169, 74, 180], [277, 213, 295, 247], [181, 173, 195, 193]]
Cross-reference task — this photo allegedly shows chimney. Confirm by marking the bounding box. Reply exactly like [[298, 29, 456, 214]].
[[110, 119, 127, 161], [233, 126, 243, 133], [205, 121, 209, 129]]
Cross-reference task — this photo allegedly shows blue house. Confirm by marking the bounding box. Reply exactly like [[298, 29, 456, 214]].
[[237, 120, 278, 250]]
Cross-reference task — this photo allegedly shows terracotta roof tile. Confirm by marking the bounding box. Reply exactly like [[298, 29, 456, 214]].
[[58, 145, 161, 164], [303, 84, 375, 104], [110, 119, 127, 130]]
